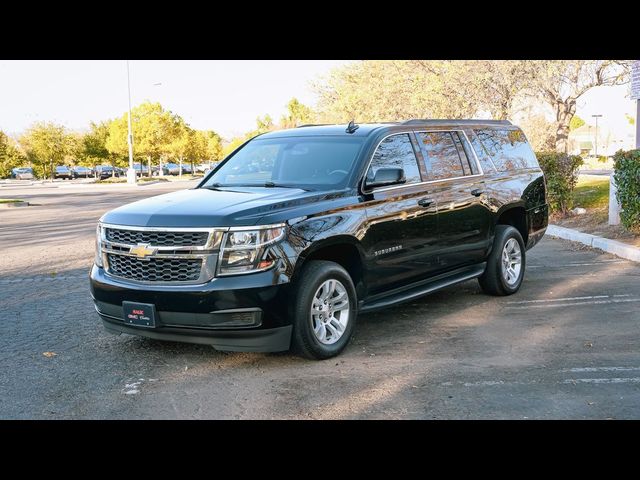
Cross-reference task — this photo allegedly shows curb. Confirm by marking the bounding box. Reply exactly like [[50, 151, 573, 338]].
[[546, 225, 640, 263], [0, 201, 29, 208]]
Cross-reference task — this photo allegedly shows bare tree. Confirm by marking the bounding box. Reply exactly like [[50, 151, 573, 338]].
[[526, 61, 630, 152]]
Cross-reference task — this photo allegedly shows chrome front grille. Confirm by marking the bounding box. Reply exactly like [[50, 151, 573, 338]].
[[105, 228, 209, 247], [100, 224, 225, 284], [107, 254, 202, 282]]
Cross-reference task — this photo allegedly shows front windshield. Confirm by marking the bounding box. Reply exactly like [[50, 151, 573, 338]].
[[201, 136, 364, 190]]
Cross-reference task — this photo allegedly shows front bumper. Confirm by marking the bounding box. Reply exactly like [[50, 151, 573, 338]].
[[90, 264, 294, 352]]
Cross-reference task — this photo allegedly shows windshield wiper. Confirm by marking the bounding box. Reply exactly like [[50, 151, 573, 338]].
[[263, 182, 312, 191], [202, 182, 312, 191], [202, 182, 228, 189]]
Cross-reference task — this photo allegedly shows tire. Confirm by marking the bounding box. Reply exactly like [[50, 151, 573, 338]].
[[290, 260, 357, 360], [478, 225, 526, 296]]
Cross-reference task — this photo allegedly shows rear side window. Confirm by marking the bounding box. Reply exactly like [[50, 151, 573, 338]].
[[367, 134, 422, 185], [475, 128, 538, 171], [417, 131, 474, 180]]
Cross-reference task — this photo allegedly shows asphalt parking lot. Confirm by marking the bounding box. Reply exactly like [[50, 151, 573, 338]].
[[1, 182, 639, 419]]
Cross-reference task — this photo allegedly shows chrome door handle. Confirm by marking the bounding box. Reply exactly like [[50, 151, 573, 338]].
[[418, 198, 434, 207], [471, 189, 484, 197]]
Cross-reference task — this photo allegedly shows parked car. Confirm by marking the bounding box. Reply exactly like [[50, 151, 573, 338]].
[[195, 163, 212, 173], [162, 163, 181, 175], [54, 165, 73, 180], [10, 167, 34, 180], [180, 164, 193, 175], [133, 163, 149, 177], [91, 120, 548, 359], [71, 166, 93, 179], [95, 165, 118, 179]]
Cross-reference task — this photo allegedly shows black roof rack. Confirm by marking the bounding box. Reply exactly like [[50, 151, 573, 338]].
[[401, 119, 512, 126], [296, 123, 331, 128]]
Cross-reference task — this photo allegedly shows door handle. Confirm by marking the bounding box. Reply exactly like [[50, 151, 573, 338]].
[[418, 198, 434, 207], [471, 188, 485, 197]]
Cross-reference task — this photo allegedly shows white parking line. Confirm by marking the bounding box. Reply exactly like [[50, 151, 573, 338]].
[[506, 294, 631, 304], [528, 260, 626, 268], [507, 298, 640, 309], [563, 377, 640, 384], [562, 367, 640, 373]]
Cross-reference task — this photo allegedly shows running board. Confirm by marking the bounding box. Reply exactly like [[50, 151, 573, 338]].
[[359, 263, 486, 313]]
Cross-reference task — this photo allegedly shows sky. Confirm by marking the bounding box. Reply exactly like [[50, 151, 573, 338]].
[[0, 60, 636, 141], [0, 60, 353, 139]]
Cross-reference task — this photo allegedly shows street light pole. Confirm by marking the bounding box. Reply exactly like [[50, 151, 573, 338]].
[[592, 114, 602, 158], [126, 60, 137, 184]]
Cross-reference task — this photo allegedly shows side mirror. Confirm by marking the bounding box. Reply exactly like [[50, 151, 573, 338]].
[[365, 167, 406, 189]]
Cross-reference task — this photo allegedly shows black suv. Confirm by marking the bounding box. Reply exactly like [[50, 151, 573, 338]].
[[90, 120, 548, 359]]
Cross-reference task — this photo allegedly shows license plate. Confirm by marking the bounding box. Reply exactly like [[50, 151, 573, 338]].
[[123, 301, 157, 328]]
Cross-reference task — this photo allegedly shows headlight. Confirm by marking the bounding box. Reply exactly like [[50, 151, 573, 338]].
[[218, 225, 285, 276], [95, 224, 104, 267]]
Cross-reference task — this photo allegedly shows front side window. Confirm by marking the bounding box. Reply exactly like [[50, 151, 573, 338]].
[[418, 131, 473, 180], [201, 136, 364, 191], [366, 133, 421, 186]]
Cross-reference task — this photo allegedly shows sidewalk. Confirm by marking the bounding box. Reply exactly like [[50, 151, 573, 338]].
[[546, 225, 640, 263]]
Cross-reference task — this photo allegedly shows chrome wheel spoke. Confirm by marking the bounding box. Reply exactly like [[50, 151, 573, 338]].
[[501, 238, 522, 286], [309, 278, 350, 345], [314, 322, 327, 342], [326, 320, 341, 339]]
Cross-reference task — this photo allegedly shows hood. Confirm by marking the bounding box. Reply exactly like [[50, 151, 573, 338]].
[[100, 186, 355, 228]]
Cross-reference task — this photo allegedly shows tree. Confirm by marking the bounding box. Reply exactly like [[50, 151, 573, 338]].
[[255, 114, 274, 133], [201, 130, 223, 162], [518, 114, 556, 151], [526, 60, 630, 152], [0, 131, 25, 178], [185, 129, 209, 171], [314, 60, 480, 123], [569, 115, 585, 131], [280, 98, 315, 128], [19, 122, 72, 180], [443, 60, 533, 120], [106, 102, 181, 176], [80, 121, 112, 173]]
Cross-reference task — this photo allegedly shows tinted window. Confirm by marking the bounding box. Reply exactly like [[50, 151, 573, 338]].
[[367, 134, 421, 185], [418, 131, 467, 180], [475, 128, 538, 171], [203, 136, 364, 191]]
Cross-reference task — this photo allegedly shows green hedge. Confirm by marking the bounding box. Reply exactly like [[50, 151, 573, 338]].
[[613, 149, 640, 233], [536, 151, 583, 214]]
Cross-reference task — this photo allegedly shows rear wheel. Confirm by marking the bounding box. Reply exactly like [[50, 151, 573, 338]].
[[478, 225, 526, 296], [291, 260, 357, 360]]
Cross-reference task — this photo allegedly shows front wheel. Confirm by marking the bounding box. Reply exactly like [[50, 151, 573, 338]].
[[478, 225, 526, 296], [291, 260, 357, 360]]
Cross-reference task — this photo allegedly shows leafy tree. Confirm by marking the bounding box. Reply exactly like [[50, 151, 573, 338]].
[[202, 130, 223, 162], [106, 102, 181, 176], [185, 129, 209, 171], [314, 60, 479, 123], [19, 122, 72, 180], [0, 131, 26, 178], [81, 121, 112, 172], [255, 114, 274, 133], [569, 115, 585, 131], [280, 98, 315, 128]]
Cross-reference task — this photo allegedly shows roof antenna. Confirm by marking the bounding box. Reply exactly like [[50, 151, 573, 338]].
[[346, 120, 359, 134]]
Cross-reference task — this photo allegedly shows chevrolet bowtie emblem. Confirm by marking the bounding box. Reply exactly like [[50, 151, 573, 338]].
[[129, 244, 157, 259]]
